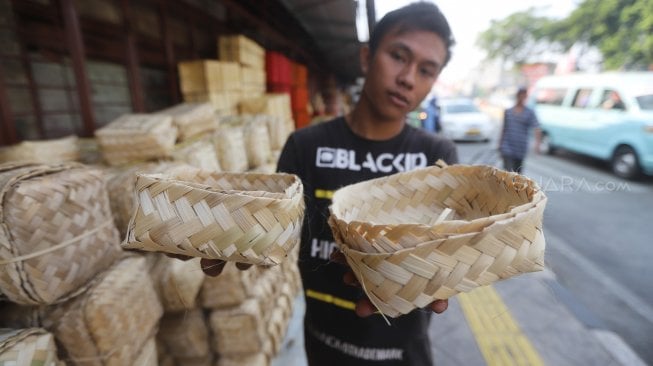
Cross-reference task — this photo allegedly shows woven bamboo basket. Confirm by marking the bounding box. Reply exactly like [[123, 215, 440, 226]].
[[172, 139, 222, 172], [265, 116, 290, 151], [0, 135, 80, 164], [328, 164, 547, 318], [157, 309, 210, 359], [200, 262, 260, 309], [156, 103, 216, 141], [150, 255, 204, 312], [243, 118, 271, 169], [213, 125, 248, 172], [0, 328, 62, 365], [0, 256, 163, 366], [123, 167, 304, 266], [215, 353, 268, 366], [209, 298, 271, 356], [95, 114, 177, 166], [0, 163, 123, 305], [133, 337, 157, 366]]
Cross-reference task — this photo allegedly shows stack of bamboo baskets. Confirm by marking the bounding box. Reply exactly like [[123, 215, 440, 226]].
[[219, 35, 266, 97], [0, 162, 162, 365], [179, 60, 242, 115]]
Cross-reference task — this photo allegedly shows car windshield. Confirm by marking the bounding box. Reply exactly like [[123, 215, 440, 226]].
[[635, 94, 653, 111], [444, 103, 479, 114]]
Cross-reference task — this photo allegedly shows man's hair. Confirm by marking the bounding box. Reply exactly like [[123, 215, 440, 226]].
[[368, 2, 455, 67]]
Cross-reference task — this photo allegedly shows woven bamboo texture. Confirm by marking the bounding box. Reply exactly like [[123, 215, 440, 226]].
[[123, 167, 304, 266], [200, 262, 260, 309], [218, 35, 265, 69], [172, 140, 221, 172], [0, 256, 163, 366], [0, 135, 79, 164], [328, 164, 547, 317], [209, 298, 271, 356], [243, 119, 271, 169], [215, 353, 268, 366], [133, 337, 157, 366], [150, 255, 205, 312], [213, 126, 248, 173], [156, 103, 217, 141], [95, 114, 177, 166], [0, 163, 123, 305], [178, 60, 241, 94], [157, 309, 210, 359], [0, 328, 62, 366]]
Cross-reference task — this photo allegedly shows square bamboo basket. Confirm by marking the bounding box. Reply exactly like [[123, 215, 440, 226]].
[[156, 103, 217, 141], [219, 35, 265, 69], [122, 167, 304, 266], [0, 328, 62, 366], [0, 135, 80, 164], [133, 337, 158, 366], [178, 60, 241, 94], [215, 353, 268, 366], [213, 125, 248, 173], [0, 256, 163, 366], [95, 114, 177, 166], [209, 299, 271, 356], [328, 163, 547, 317], [200, 262, 260, 309], [150, 255, 204, 312], [157, 309, 210, 359], [0, 163, 122, 305]]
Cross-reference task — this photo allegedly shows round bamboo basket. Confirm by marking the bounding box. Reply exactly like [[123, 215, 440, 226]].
[[0, 163, 123, 305], [123, 167, 304, 266], [328, 163, 547, 318], [0, 135, 79, 164], [0, 328, 62, 366]]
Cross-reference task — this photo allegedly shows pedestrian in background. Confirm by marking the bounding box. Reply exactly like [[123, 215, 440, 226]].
[[498, 87, 541, 173], [423, 96, 441, 133]]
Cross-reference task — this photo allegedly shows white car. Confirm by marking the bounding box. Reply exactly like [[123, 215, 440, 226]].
[[438, 98, 494, 142]]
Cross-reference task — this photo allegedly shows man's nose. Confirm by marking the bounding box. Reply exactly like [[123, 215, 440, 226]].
[[397, 63, 416, 89]]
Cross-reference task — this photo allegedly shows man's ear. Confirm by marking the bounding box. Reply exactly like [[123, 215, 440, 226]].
[[360, 45, 370, 75]]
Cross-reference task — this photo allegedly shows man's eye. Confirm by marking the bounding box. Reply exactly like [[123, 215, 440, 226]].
[[420, 67, 436, 78], [391, 51, 406, 62]]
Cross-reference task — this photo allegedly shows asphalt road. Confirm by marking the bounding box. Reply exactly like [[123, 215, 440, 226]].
[[454, 135, 653, 363]]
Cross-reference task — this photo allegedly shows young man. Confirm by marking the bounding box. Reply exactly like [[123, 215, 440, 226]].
[[276, 3, 457, 365], [499, 88, 541, 173]]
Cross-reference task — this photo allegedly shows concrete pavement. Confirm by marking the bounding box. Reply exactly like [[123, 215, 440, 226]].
[[272, 267, 647, 366]]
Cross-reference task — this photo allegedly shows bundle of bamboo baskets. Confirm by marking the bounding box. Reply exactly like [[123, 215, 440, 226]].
[[329, 163, 547, 317], [95, 114, 177, 166], [156, 103, 216, 141], [0, 135, 80, 164]]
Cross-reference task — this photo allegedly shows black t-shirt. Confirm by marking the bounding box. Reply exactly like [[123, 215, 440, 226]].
[[277, 117, 458, 366]]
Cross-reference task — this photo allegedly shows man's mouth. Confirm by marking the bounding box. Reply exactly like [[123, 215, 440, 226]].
[[388, 91, 410, 108]]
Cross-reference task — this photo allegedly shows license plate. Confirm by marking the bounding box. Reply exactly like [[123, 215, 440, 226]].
[[466, 129, 481, 135]]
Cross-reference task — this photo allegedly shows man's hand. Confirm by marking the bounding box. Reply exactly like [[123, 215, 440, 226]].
[[331, 250, 449, 317], [165, 254, 252, 276]]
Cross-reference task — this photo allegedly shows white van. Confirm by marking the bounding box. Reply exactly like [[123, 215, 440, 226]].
[[531, 72, 653, 179]]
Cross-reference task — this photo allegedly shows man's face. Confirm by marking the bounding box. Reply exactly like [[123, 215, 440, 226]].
[[361, 28, 447, 122]]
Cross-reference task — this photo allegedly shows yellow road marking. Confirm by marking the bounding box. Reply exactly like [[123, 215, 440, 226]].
[[459, 286, 545, 366], [314, 189, 334, 199], [306, 289, 356, 310]]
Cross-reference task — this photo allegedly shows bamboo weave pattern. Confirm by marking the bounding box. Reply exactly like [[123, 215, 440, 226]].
[[329, 164, 547, 317], [123, 168, 304, 266]]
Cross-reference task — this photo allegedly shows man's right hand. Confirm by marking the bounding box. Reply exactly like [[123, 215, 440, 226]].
[[165, 254, 252, 276]]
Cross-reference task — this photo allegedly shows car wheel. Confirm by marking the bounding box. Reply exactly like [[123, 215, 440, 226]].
[[539, 133, 556, 155], [611, 145, 641, 180]]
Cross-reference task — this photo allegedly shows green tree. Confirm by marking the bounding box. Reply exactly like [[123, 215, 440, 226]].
[[479, 0, 653, 70], [476, 8, 555, 66]]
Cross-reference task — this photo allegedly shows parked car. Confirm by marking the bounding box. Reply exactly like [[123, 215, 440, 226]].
[[438, 98, 494, 142], [531, 72, 653, 179]]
